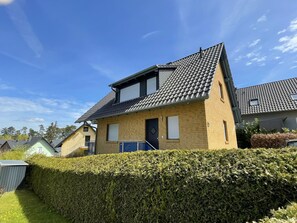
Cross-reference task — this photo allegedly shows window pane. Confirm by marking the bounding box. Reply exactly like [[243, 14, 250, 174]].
[[120, 83, 140, 102], [108, 124, 119, 141], [249, 99, 259, 106], [167, 116, 179, 139], [223, 121, 228, 142], [291, 94, 297, 100], [147, 77, 156, 95]]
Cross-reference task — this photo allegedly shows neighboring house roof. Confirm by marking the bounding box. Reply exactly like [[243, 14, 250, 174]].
[[50, 139, 63, 148], [236, 78, 297, 115], [75, 91, 115, 123], [0, 140, 6, 146], [1, 140, 27, 150], [55, 123, 95, 148], [77, 43, 241, 123], [24, 137, 57, 152]]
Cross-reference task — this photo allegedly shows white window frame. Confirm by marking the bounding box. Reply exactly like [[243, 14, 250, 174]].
[[107, 124, 119, 141], [167, 116, 180, 139], [146, 77, 157, 95]]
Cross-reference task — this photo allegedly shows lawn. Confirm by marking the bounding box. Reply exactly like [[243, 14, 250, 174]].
[[0, 190, 69, 223]]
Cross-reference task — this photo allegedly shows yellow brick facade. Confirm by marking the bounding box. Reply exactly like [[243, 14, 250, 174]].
[[61, 125, 96, 156], [204, 63, 238, 149], [95, 62, 238, 154]]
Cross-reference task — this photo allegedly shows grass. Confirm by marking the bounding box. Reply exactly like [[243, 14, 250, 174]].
[[0, 190, 69, 223]]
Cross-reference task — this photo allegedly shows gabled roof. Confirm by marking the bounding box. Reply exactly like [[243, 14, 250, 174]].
[[236, 78, 297, 115], [25, 137, 57, 152], [77, 43, 241, 123], [55, 123, 95, 148], [1, 140, 27, 150]]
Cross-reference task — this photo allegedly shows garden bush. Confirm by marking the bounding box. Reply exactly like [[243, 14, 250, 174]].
[[0, 147, 27, 160], [28, 149, 297, 223], [251, 133, 297, 148]]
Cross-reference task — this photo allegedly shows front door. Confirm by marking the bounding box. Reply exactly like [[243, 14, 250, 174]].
[[145, 118, 159, 149]]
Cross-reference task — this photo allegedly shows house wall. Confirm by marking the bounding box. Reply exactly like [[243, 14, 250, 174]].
[[26, 141, 55, 157], [204, 63, 238, 149], [242, 110, 297, 131], [61, 126, 96, 156], [0, 143, 10, 152], [96, 102, 209, 154]]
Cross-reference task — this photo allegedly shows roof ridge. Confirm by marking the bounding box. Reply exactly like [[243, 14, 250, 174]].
[[238, 77, 297, 90], [172, 42, 224, 64]]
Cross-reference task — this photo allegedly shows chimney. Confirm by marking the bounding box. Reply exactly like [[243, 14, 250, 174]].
[[199, 47, 204, 59]]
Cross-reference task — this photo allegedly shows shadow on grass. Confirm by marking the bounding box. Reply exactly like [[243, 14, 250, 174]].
[[14, 189, 70, 223]]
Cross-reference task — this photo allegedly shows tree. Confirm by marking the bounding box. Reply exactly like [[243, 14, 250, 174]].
[[21, 127, 28, 135], [39, 125, 45, 137], [44, 122, 59, 142], [60, 125, 77, 138], [28, 128, 38, 138]]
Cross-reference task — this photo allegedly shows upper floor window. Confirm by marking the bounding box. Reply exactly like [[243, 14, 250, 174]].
[[219, 82, 224, 100], [120, 83, 140, 103], [291, 94, 297, 100], [146, 77, 157, 95], [249, 99, 259, 106], [83, 127, 89, 132]]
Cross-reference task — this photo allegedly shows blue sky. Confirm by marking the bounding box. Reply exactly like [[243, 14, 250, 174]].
[[0, 0, 296, 130]]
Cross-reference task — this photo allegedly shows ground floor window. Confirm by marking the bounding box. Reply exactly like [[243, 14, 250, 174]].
[[107, 124, 119, 141], [85, 135, 90, 146], [167, 116, 179, 139]]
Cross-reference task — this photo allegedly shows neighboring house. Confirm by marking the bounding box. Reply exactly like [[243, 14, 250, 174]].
[[0, 140, 27, 152], [0, 140, 6, 149], [25, 137, 57, 157], [57, 123, 96, 157], [76, 43, 241, 154], [236, 78, 297, 131]]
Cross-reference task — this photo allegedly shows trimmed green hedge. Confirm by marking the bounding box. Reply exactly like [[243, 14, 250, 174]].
[[28, 149, 297, 223], [254, 202, 297, 223]]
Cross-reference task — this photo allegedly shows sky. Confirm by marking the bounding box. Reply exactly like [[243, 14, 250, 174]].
[[0, 0, 296, 130]]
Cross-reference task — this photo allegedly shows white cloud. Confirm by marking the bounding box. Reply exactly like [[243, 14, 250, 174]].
[[277, 29, 286, 35], [0, 83, 14, 90], [274, 56, 281, 60], [27, 117, 45, 123], [0, 0, 13, 5], [249, 39, 261, 47], [6, 2, 43, 57], [290, 65, 297, 69], [246, 62, 252, 66], [0, 97, 52, 113], [274, 18, 297, 53], [141, 31, 160, 39], [90, 63, 119, 81], [251, 56, 266, 62], [0, 51, 42, 69], [289, 18, 297, 32], [257, 14, 267, 23]]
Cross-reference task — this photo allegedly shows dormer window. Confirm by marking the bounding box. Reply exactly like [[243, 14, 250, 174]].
[[120, 83, 140, 103], [291, 94, 297, 100], [146, 77, 157, 95], [249, 99, 259, 106]]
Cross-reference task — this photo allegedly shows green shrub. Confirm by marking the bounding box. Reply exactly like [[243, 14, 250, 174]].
[[251, 133, 297, 148], [0, 147, 27, 160], [28, 149, 297, 223], [254, 202, 297, 223]]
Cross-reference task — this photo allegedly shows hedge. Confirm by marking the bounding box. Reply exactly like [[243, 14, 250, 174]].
[[251, 133, 297, 148], [254, 202, 297, 223], [28, 149, 297, 223]]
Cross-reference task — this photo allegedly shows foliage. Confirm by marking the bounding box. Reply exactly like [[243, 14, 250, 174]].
[[0, 190, 69, 223], [251, 133, 297, 148], [236, 118, 277, 148], [0, 147, 27, 160], [28, 148, 297, 223], [254, 202, 297, 223], [282, 128, 297, 134]]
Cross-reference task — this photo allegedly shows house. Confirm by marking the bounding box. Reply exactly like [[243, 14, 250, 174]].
[[0, 140, 27, 153], [0, 140, 6, 149], [77, 43, 241, 154], [56, 123, 96, 157], [236, 78, 297, 131], [24, 137, 57, 157]]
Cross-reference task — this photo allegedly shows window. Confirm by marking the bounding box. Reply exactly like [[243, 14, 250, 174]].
[[167, 116, 179, 139], [120, 83, 140, 102], [85, 136, 91, 146], [291, 94, 297, 100], [223, 121, 228, 142], [146, 77, 157, 95], [107, 124, 119, 141], [249, 99, 259, 106], [83, 127, 89, 132], [219, 82, 224, 100]]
